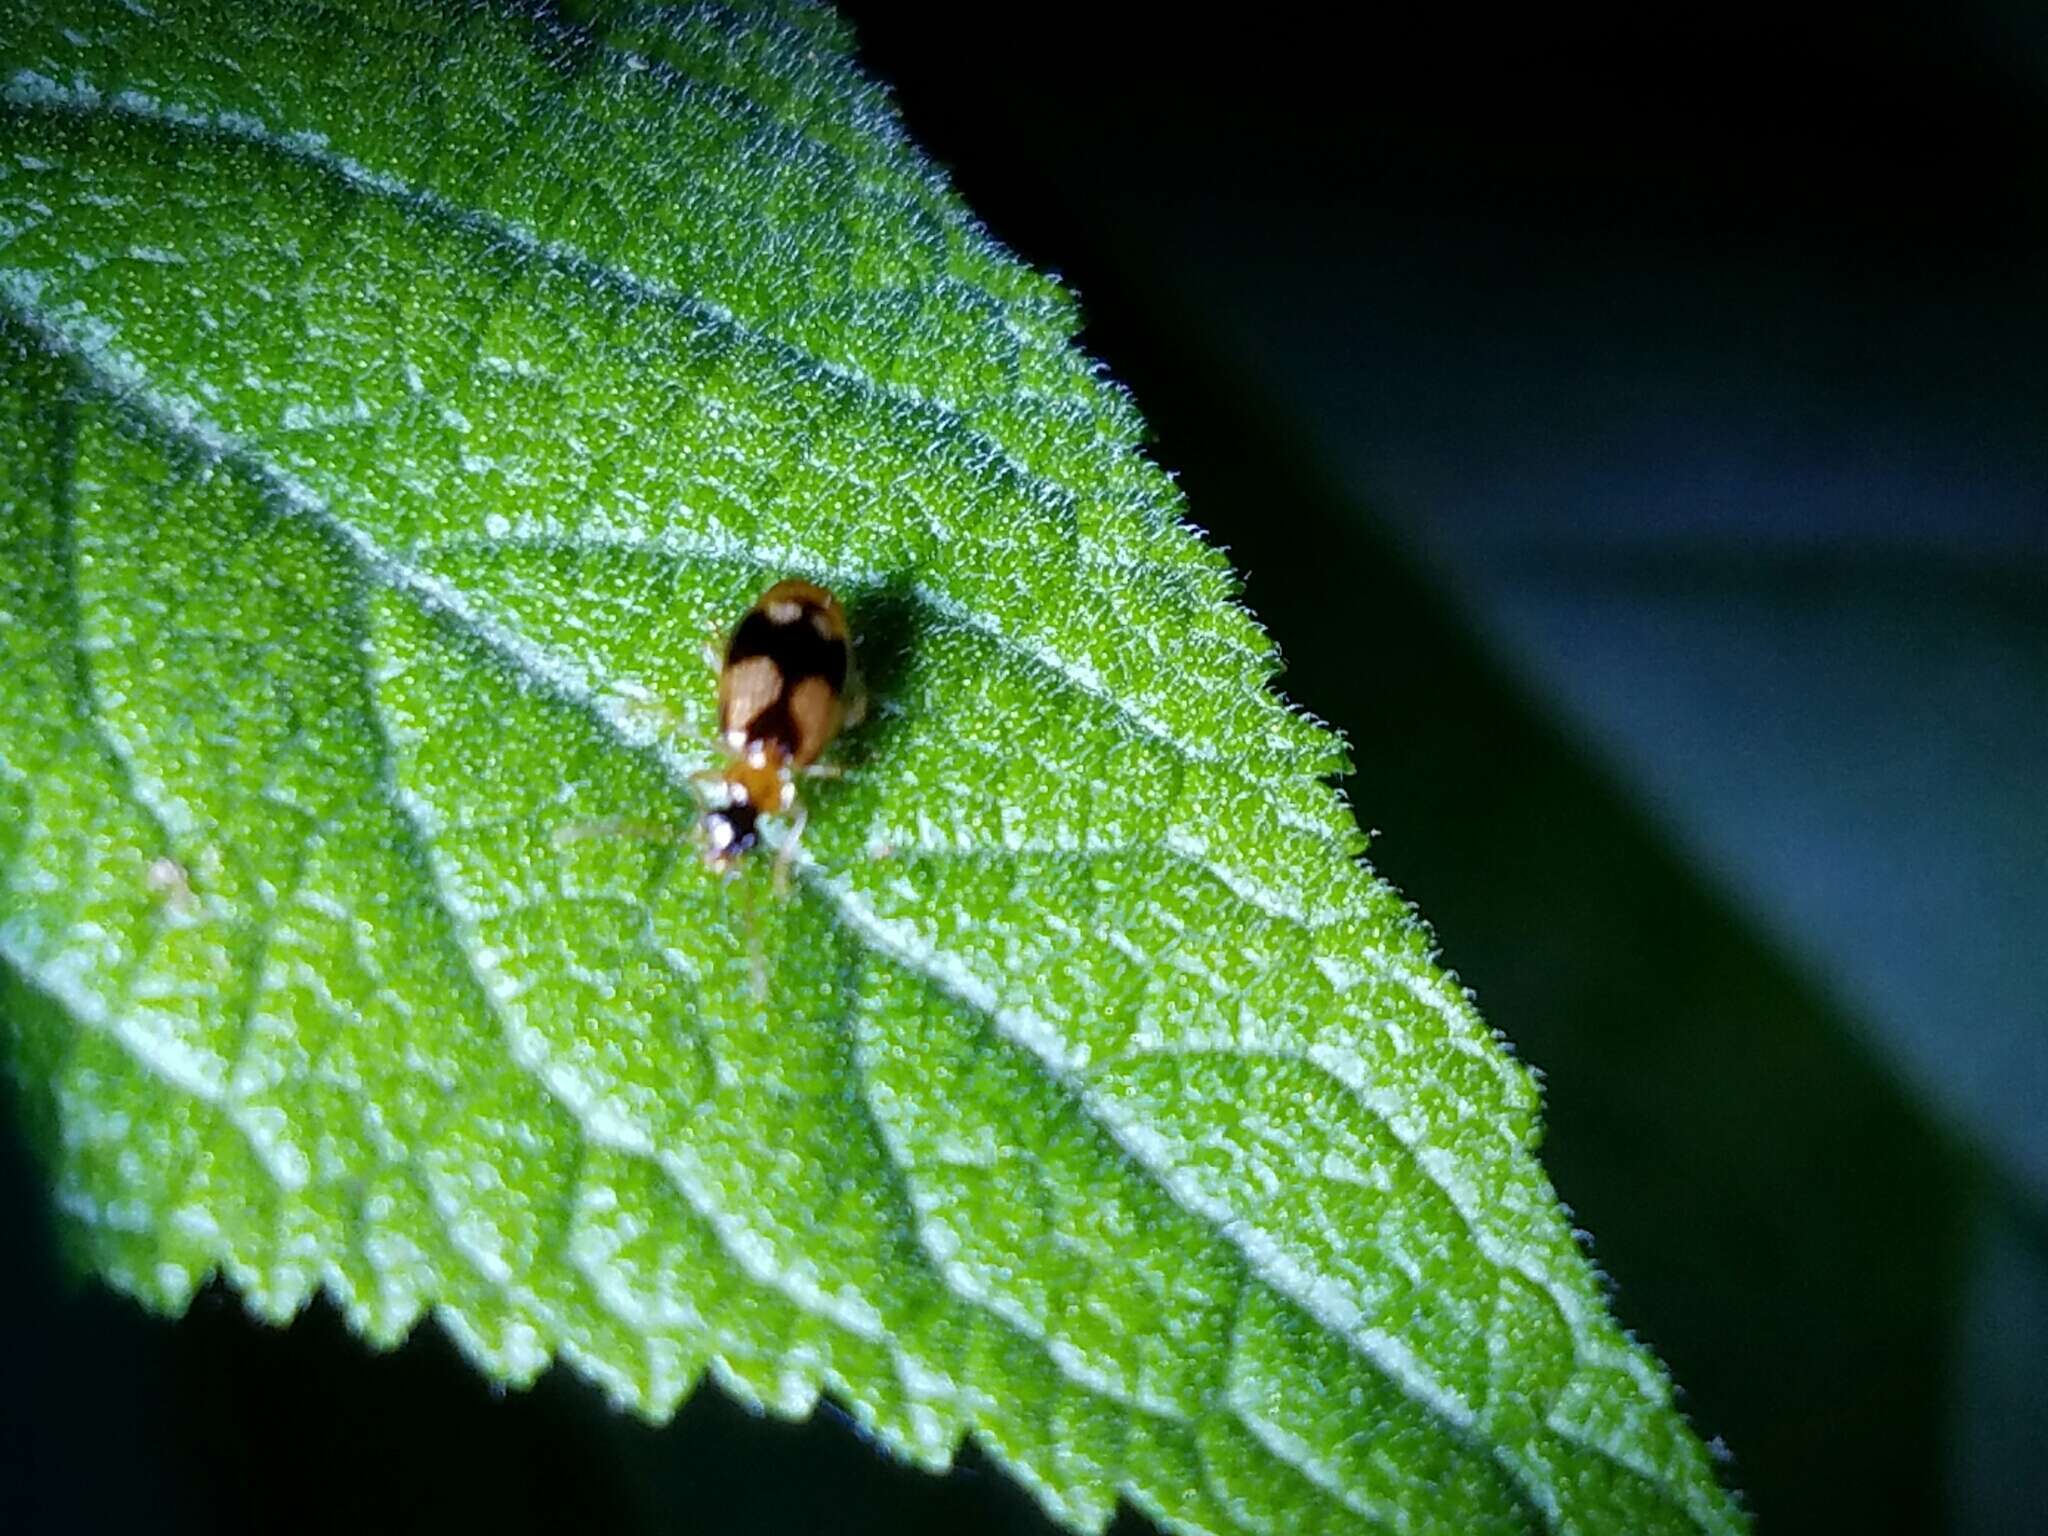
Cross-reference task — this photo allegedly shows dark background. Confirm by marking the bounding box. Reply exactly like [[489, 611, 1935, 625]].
[[5, 4, 2045, 1532]]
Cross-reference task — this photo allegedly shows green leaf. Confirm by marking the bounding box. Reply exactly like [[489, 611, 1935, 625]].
[[0, 4, 1743, 1532]]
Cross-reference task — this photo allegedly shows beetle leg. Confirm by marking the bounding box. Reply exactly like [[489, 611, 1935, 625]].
[[772, 802, 808, 895]]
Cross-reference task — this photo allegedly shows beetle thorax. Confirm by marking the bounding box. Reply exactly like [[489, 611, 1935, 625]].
[[724, 754, 793, 817]]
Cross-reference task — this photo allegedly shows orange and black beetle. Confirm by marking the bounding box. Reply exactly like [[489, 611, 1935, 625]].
[[701, 578, 856, 871]]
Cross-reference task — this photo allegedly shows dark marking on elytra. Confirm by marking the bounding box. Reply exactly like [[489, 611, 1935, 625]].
[[723, 597, 848, 759]]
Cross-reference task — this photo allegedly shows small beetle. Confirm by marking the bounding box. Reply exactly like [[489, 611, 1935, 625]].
[[701, 578, 856, 872]]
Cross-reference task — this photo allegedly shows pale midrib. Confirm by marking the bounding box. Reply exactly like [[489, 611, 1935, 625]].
[[3, 285, 1724, 1531], [843, 977, 1481, 1536], [1, 312, 1528, 1525], [351, 572, 1336, 1536], [0, 79, 1737, 1521], [414, 525, 1359, 866]]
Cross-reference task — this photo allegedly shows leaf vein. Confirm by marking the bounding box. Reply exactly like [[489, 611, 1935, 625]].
[[0, 71, 1272, 673]]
